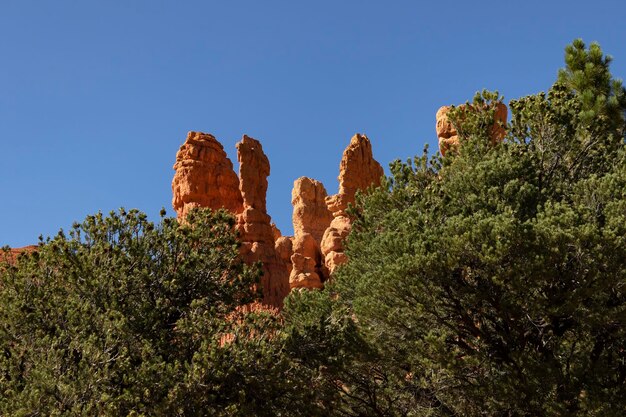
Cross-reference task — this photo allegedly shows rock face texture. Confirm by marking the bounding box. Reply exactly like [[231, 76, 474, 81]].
[[274, 236, 293, 277], [292, 177, 333, 244], [321, 134, 384, 273], [325, 134, 385, 217], [172, 132, 289, 308], [172, 132, 243, 219], [172, 131, 383, 303], [289, 177, 333, 289], [436, 103, 508, 156], [235, 135, 290, 307]]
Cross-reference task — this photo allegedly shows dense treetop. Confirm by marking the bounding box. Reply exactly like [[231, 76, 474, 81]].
[[286, 39, 626, 416]]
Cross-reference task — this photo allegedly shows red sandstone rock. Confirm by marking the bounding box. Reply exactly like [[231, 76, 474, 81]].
[[271, 223, 282, 241], [289, 177, 333, 289], [290, 233, 324, 289], [436, 102, 508, 156], [236, 135, 290, 307], [325, 134, 384, 216], [172, 132, 288, 308], [172, 131, 383, 300], [271, 224, 292, 275], [321, 134, 384, 274], [237, 135, 270, 212], [321, 216, 351, 254], [321, 215, 352, 272], [292, 177, 333, 246], [435, 105, 458, 155], [274, 236, 293, 276], [491, 102, 508, 141], [172, 131, 243, 219], [324, 252, 348, 273]]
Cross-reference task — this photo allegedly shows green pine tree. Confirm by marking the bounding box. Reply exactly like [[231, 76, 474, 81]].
[[0, 209, 315, 416], [284, 40, 626, 416]]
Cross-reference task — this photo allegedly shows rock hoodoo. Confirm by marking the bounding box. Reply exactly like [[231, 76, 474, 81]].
[[321, 134, 384, 273], [171, 102, 503, 305], [274, 235, 293, 277], [172, 131, 384, 305], [289, 177, 333, 289], [291, 177, 333, 245], [8, 104, 507, 309], [172, 132, 289, 308], [235, 135, 290, 307], [436, 102, 508, 156], [172, 131, 243, 218]]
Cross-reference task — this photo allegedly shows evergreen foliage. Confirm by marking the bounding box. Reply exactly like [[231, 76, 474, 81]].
[[284, 40, 626, 416], [0, 209, 310, 416], [2, 39, 625, 416]]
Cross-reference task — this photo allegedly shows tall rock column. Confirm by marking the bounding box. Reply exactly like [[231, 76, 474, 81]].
[[321, 134, 384, 273], [172, 132, 288, 309], [172, 131, 243, 219], [289, 177, 333, 289], [236, 135, 290, 307]]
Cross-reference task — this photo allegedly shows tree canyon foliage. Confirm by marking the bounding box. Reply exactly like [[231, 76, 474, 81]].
[[286, 39, 626, 416], [2, 40, 626, 416], [0, 210, 314, 416]]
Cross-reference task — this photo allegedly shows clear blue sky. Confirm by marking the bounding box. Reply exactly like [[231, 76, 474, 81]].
[[1, 1, 625, 247]]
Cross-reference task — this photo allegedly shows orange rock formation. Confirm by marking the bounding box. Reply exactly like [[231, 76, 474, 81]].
[[11, 103, 508, 309], [235, 135, 290, 307], [292, 177, 333, 245], [172, 131, 384, 304], [321, 134, 384, 273], [172, 132, 289, 308], [2, 245, 37, 264], [172, 132, 243, 218], [274, 235, 293, 277], [289, 177, 333, 289], [436, 102, 508, 156]]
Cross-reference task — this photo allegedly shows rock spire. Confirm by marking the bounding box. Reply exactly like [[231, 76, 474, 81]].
[[172, 131, 384, 303], [172, 131, 242, 218], [321, 134, 384, 273]]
